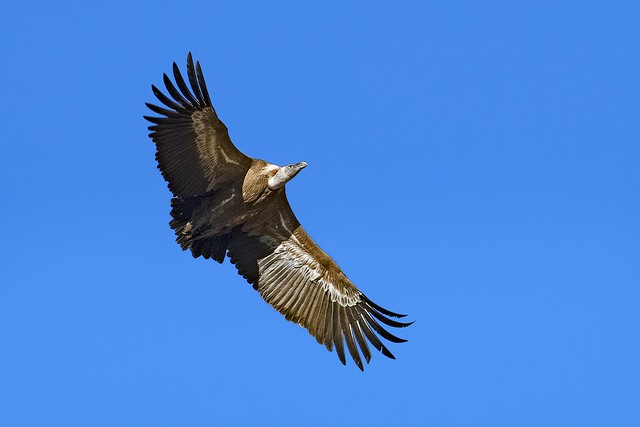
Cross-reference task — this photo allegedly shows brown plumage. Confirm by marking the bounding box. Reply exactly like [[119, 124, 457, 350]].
[[144, 53, 412, 370]]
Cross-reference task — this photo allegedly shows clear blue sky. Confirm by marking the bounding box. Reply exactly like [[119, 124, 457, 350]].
[[1, 1, 638, 426]]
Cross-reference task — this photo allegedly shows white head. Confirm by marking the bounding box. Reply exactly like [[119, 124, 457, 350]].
[[267, 162, 308, 190]]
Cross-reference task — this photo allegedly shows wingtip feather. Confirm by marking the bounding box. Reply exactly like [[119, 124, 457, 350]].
[[361, 294, 408, 318]]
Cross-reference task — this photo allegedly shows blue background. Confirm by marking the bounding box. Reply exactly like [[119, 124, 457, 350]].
[[1, 1, 639, 426]]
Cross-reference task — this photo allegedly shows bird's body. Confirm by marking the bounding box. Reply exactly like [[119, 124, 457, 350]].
[[145, 53, 411, 370]]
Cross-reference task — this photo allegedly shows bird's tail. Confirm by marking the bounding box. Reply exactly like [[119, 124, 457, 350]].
[[169, 197, 230, 263]]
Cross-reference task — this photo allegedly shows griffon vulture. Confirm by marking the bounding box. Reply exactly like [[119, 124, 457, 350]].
[[144, 53, 412, 370]]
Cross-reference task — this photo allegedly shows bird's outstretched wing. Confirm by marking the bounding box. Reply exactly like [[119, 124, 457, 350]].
[[227, 192, 412, 370], [144, 53, 251, 197]]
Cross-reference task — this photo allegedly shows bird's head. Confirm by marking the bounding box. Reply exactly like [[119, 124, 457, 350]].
[[267, 161, 307, 190]]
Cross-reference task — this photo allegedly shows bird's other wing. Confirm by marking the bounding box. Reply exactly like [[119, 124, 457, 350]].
[[144, 53, 251, 197], [226, 192, 412, 370]]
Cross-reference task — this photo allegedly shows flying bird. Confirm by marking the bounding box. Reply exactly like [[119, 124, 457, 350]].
[[144, 53, 412, 370]]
